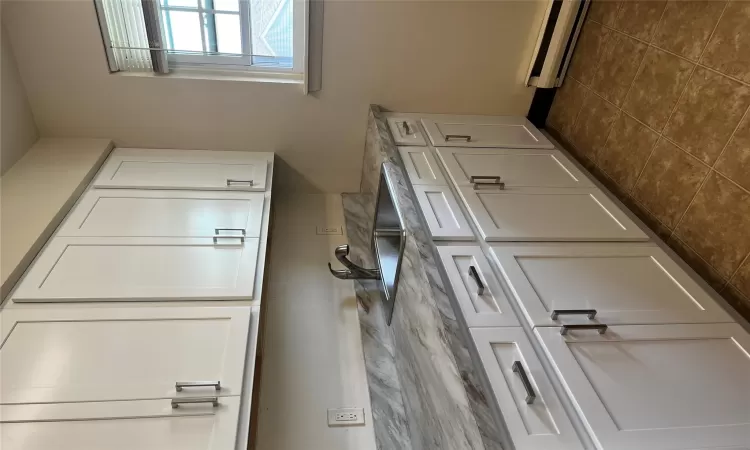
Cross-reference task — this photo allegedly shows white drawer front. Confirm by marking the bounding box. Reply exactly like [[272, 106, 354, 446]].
[[422, 116, 553, 148], [412, 185, 474, 241], [437, 246, 518, 327], [0, 307, 251, 403], [58, 190, 264, 238], [436, 147, 592, 188], [398, 147, 446, 185], [387, 118, 426, 146], [471, 327, 583, 450], [536, 324, 750, 450], [490, 244, 732, 326], [458, 186, 648, 242], [93, 148, 269, 191], [0, 397, 241, 450], [12, 237, 259, 302]]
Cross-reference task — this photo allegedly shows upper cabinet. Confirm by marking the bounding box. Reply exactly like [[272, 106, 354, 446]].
[[58, 190, 265, 238], [387, 118, 427, 146], [93, 148, 271, 191], [491, 243, 732, 326], [436, 147, 592, 189], [536, 323, 750, 450], [421, 116, 553, 149]]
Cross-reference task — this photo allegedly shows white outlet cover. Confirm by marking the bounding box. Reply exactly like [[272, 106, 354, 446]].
[[316, 226, 343, 235], [327, 408, 365, 427]]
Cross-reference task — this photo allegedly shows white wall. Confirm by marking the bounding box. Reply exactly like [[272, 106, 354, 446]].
[[1, 19, 38, 175], [3, 0, 547, 192]]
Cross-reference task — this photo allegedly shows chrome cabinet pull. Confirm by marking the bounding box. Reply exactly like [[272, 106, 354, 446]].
[[551, 309, 597, 320], [226, 179, 254, 186], [473, 181, 505, 190], [213, 235, 245, 244], [470, 175, 505, 190], [470, 176, 501, 183], [214, 228, 246, 236], [171, 397, 219, 408], [512, 361, 536, 404], [402, 121, 412, 135], [445, 134, 472, 142], [176, 381, 222, 392], [560, 324, 608, 335], [468, 265, 485, 295]]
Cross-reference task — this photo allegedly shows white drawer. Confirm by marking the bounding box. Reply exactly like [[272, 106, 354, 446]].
[[93, 148, 270, 191], [58, 189, 264, 238], [536, 323, 750, 450], [387, 118, 426, 146], [471, 327, 583, 450], [398, 147, 446, 185], [490, 243, 732, 326], [412, 185, 474, 241], [457, 185, 648, 242], [0, 306, 252, 403], [437, 245, 518, 327], [12, 236, 259, 302], [421, 115, 553, 148]]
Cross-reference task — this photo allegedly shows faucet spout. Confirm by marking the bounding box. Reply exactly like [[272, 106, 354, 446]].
[[329, 245, 381, 280]]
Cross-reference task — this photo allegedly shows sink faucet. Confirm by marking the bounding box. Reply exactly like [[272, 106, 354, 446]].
[[328, 245, 381, 280]]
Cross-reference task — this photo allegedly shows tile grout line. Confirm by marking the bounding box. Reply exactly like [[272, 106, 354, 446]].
[[710, 104, 750, 170], [726, 252, 750, 289], [670, 170, 711, 238], [698, 0, 729, 64]]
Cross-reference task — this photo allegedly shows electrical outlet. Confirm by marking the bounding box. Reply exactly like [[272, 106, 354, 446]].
[[327, 408, 365, 427], [316, 225, 343, 235]]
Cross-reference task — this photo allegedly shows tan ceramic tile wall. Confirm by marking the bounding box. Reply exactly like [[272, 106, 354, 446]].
[[547, 0, 750, 320]]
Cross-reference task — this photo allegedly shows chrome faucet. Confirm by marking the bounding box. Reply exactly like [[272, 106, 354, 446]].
[[328, 245, 381, 280]]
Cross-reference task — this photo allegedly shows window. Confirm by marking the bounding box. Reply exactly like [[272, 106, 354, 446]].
[[95, 0, 307, 78]]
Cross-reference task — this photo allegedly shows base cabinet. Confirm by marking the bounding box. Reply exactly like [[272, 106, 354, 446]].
[[0, 397, 241, 450], [536, 323, 750, 450]]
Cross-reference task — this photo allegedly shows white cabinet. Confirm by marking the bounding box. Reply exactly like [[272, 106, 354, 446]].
[[398, 147, 446, 185], [471, 327, 583, 450], [457, 186, 648, 242], [412, 185, 474, 240], [0, 306, 252, 403], [0, 397, 241, 450], [58, 189, 265, 238], [536, 323, 750, 450], [437, 246, 518, 327], [490, 244, 732, 326], [387, 118, 426, 146], [12, 237, 259, 302], [436, 147, 592, 188], [421, 116, 553, 148], [93, 148, 270, 191]]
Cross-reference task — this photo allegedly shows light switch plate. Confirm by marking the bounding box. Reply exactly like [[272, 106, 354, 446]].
[[327, 408, 365, 426], [317, 225, 343, 235]]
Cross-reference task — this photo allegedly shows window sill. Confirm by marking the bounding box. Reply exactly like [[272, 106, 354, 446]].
[[115, 68, 304, 86]]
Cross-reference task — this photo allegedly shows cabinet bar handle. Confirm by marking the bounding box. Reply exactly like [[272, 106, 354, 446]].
[[213, 235, 245, 244], [226, 179, 254, 186], [468, 265, 485, 295], [402, 121, 412, 135], [473, 181, 506, 191], [560, 324, 608, 335], [445, 134, 472, 142], [214, 228, 246, 236], [512, 361, 536, 404], [551, 309, 597, 320], [175, 381, 222, 392], [171, 397, 220, 408], [469, 176, 501, 183]]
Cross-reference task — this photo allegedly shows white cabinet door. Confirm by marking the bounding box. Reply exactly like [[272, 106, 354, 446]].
[[471, 328, 583, 450], [458, 186, 648, 241], [412, 185, 474, 240], [58, 189, 265, 238], [421, 116, 553, 148], [0, 306, 251, 403], [0, 397, 241, 450], [536, 324, 750, 450], [490, 244, 732, 326], [12, 237, 259, 302], [436, 147, 592, 188], [93, 148, 270, 191], [388, 118, 427, 146], [398, 147, 446, 185], [437, 246, 518, 327]]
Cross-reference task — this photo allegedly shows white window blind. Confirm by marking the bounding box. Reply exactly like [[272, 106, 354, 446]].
[[94, 0, 319, 89]]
